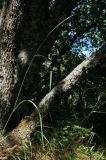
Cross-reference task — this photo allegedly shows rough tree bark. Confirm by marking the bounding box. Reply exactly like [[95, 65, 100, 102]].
[[0, 44, 106, 159], [0, 0, 26, 129]]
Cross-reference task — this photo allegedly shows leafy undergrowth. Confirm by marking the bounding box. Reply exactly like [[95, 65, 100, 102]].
[[10, 124, 106, 160]]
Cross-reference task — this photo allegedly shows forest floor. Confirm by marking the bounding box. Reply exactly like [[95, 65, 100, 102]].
[[33, 145, 106, 160], [10, 143, 106, 160]]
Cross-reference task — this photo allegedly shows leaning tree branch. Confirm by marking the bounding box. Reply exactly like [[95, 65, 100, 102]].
[[38, 44, 106, 115], [0, 44, 106, 159]]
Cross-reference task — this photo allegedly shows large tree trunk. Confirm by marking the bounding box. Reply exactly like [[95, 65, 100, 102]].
[[0, 0, 26, 129], [0, 44, 106, 159]]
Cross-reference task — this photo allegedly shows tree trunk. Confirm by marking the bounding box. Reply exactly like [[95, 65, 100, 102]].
[[0, 44, 106, 159], [0, 0, 27, 128]]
